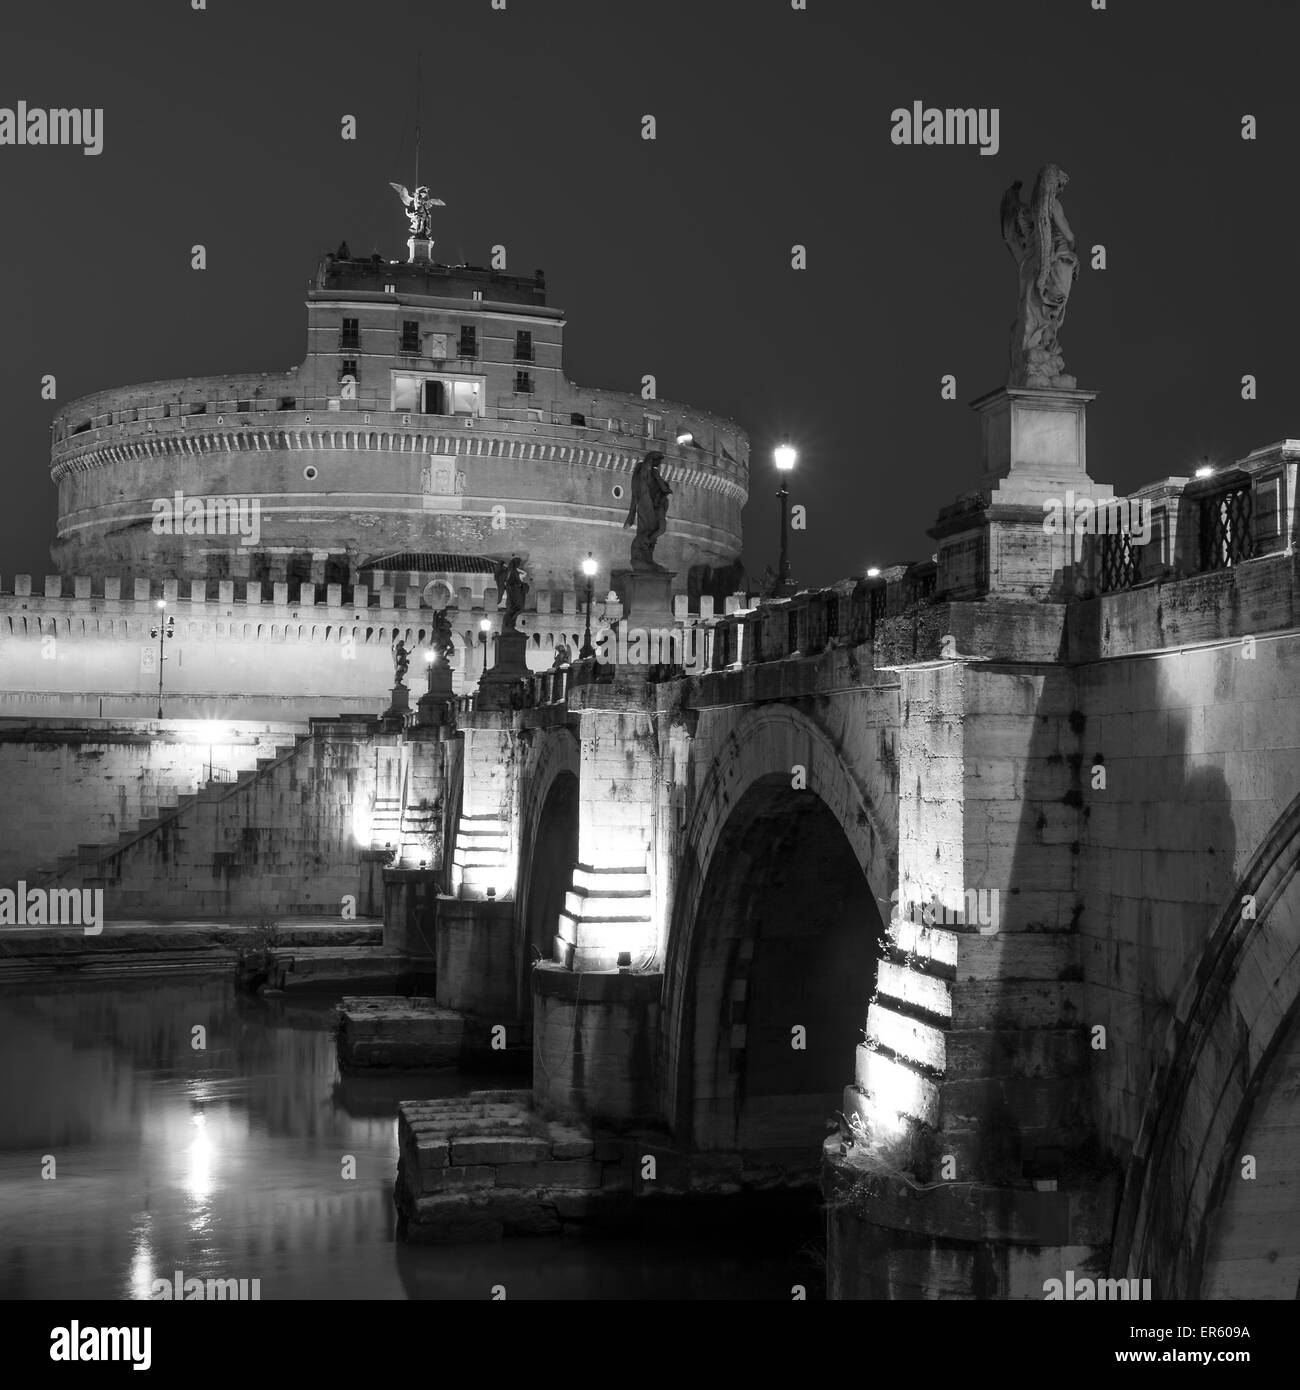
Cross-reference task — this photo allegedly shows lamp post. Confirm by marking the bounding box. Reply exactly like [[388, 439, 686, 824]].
[[479, 617, 492, 677], [579, 552, 597, 659], [774, 436, 797, 596], [149, 599, 175, 719], [423, 649, 436, 694]]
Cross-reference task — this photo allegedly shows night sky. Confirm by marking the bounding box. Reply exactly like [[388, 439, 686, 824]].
[[1, 0, 1297, 589]]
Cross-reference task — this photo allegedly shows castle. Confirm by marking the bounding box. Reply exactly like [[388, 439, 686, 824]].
[[13, 203, 750, 717]]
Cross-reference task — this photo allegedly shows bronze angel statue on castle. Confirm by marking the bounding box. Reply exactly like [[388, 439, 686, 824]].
[[1000, 165, 1079, 390], [390, 182, 445, 239]]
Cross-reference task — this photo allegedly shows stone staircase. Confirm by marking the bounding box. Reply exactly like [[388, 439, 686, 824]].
[[32, 738, 305, 888], [556, 863, 654, 971]]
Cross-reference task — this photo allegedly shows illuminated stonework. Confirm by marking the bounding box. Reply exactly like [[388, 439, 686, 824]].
[[49, 249, 749, 601]]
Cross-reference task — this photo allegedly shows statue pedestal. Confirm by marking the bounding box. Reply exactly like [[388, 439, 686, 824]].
[[609, 568, 679, 670], [416, 661, 455, 726], [407, 235, 434, 265], [612, 568, 677, 630], [931, 386, 1112, 602], [475, 629, 530, 710], [384, 683, 411, 719]]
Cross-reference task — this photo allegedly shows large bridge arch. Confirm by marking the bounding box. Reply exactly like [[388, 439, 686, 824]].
[[663, 704, 895, 1150], [1115, 789, 1300, 1297], [514, 726, 581, 1020]]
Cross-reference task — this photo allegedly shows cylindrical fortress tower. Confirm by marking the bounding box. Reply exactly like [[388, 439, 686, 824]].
[[50, 245, 749, 600]]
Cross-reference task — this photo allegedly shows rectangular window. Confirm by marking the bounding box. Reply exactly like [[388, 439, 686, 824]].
[[278, 396, 296, 410], [644, 414, 660, 439], [339, 360, 359, 383], [458, 326, 477, 358], [340, 317, 360, 350], [515, 371, 534, 394], [570, 412, 587, 427], [515, 330, 533, 362], [400, 320, 420, 354], [452, 380, 480, 415]]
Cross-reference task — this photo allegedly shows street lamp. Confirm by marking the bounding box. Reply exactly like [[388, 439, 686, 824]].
[[149, 599, 175, 719], [479, 617, 492, 676], [774, 436, 797, 596], [423, 648, 436, 694], [579, 553, 597, 659]]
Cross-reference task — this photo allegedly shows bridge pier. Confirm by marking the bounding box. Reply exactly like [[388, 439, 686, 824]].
[[533, 965, 662, 1121], [439, 713, 523, 1020], [534, 691, 666, 1121]]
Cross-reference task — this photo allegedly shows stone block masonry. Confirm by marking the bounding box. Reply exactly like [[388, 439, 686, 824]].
[[394, 1091, 822, 1242]]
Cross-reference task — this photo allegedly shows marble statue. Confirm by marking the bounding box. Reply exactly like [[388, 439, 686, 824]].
[[623, 450, 672, 569], [1000, 165, 1079, 389], [492, 556, 529, 633], [430, 609, 455, 665], [392, 639, 411, 685]]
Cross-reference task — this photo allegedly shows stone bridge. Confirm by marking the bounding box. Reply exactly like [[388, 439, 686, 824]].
[[14, 388, 1300, 1299]]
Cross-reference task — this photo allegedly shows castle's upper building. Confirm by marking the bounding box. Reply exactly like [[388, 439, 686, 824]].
[[50, 232, 749, 601]]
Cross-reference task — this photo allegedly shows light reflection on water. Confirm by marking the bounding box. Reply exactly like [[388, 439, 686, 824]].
[[0, 977, 822, 1300]]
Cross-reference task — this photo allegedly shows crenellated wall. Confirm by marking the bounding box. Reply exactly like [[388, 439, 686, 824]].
[[0, 572, 628, 718]]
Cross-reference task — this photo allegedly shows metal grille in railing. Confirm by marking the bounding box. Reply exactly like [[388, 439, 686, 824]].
[[1099, 531, 1143, 593], [1199, 485, 1253, 572]]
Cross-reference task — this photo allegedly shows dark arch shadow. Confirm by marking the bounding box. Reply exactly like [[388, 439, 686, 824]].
[[515, 770, 579, 1024], [672, 776, 887, 1158]]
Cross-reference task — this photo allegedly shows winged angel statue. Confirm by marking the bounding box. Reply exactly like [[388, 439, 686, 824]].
[[390, 182, 445, 239], [1000, 165, 1079, 390]]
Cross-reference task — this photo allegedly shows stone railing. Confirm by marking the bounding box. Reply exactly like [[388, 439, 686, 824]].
[[704, 564, 938, 671], [1074, 440, 1300, 597]]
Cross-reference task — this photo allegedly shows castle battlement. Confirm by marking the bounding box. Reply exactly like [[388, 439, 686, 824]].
[[0, 573, 639, 646]]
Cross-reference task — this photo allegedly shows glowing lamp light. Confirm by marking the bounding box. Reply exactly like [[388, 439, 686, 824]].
[[156, 599, 167, 610], [1195, 465, 1215, 478], [479, 618, 491, 633], [676, 428, 693, 445], [581, 555, 598, 579], [774, 437, 797, 472], [424, 650, 435, 664], [866, 567, 881, 578]]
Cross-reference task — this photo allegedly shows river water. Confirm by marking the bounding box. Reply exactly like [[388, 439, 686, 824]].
[[0, 976, 824, 1300]]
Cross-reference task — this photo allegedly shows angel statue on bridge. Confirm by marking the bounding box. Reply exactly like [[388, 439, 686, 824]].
[[1000, 164, 1079, 390], [624, 450, 672, 570], [389, 182, 446, 239], [492, 557, 529, 634], [392, 639, 411, 686]]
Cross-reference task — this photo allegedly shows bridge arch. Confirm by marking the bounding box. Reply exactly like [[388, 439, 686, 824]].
[[663, 704, 894, 1151], [1115, 789, 1300, 1297], [515, 727, 581, 1020]]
